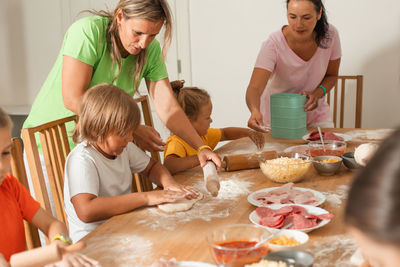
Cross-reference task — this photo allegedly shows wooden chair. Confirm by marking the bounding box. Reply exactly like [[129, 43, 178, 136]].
[[326, 75, 363, 128], [21, 115, 77, 235], [132, 95, 160, 192], [10, 137, 41, 249]]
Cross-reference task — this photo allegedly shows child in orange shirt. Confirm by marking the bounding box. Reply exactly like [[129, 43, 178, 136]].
[[0, 107, 98, 266], [164, 81, 265, 174]]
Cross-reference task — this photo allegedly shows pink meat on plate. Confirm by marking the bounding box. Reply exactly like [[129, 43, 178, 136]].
[[256, 205, 333, 230]]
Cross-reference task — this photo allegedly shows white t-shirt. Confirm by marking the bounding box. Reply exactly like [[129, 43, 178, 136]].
[[64, 141, 150, 242]]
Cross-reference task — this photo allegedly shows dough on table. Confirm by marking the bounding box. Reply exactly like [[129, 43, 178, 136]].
[[354, 143, 379, 166], [157, 192, 203, 213]]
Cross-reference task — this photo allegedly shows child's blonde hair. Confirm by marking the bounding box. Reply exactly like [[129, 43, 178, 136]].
[[0, 107, 13, 129], [171, 80, 210, 120], [73, 84, 141, 144]]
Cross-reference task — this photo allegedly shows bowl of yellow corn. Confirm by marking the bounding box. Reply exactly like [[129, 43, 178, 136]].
[[267, 229, 309, 252]]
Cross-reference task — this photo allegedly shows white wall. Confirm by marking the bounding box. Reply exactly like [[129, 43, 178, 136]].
[[186, 0, 400, 129], [1, 0, 400, 131]]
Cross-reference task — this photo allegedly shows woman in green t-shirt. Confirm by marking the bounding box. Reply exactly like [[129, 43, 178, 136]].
[[23, 0, 221, 169]]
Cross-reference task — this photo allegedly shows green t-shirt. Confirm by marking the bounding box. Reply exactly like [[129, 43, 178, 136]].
[[23, 16, 168, 149]]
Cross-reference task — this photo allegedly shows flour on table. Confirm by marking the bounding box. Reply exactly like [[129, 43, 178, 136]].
[[322, 185, 349, 208], [83, 234, 153, 267], [136, 175, 253, 231], [306, 235, 358, 267], [346, 129, 393, 142], [157, 192, 204, 213]]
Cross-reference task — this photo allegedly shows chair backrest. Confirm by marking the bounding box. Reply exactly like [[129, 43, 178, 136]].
[[326, 75, 363, 128], [133, 95, 160, 192], [21, 115, 77, 230], [10, 137, 41, 249]]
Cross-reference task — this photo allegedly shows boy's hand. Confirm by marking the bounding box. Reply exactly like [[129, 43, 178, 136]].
[[146, 189, 187, 206], [164, 183, 199, 200], [249, 130, 265, 149]]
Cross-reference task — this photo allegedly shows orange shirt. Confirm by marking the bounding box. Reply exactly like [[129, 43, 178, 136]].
[[0, 173, 40, 261], [164, 128, 222, 158]]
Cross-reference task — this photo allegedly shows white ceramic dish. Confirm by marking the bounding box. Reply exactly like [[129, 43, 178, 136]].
[[179, 261, 216, 267], [249, 204, 332, 233], [247, 187, 326, 207], [302, 132, 352, 142], [267, 229, 309, 252]]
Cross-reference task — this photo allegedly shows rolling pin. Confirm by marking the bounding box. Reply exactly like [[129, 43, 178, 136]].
[[222, 150, 278, 171], [202, 161, 220, 197], [10, 242, 85, 267]]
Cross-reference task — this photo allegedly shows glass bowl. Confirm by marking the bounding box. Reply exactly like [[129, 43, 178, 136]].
[[259, 153, 312, 183], [308, 140, 346, 157], [206, 224, 271, 266]]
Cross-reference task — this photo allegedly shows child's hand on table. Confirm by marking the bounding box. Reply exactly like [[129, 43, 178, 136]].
[[163, 183, 199, 200], [146, 189, 187, 206], [45, 241, 99, 267]]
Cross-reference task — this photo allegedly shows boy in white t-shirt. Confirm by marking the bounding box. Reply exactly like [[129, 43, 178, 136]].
[[64, 84, 198, 242]]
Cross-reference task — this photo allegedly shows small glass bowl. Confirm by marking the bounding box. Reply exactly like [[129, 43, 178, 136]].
[[308, 140, 347, 157], [206, 224, 271, 266]]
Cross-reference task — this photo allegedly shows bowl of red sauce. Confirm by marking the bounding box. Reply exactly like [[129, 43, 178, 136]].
[[308, 140, 346, 157], [206, 224, 271, 267]]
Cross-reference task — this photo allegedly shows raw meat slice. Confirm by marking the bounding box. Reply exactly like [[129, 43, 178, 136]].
[[307, 131, 344, 141], [255, 205, 333, 230], [255, 183, 320, 206]]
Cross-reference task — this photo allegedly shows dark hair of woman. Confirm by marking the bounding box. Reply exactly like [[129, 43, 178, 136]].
[[287, 0, 330, 48], [345, 128, 400, 246]]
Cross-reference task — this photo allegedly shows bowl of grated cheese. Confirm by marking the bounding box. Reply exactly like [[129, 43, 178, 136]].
[[259, 153, 311, 183]]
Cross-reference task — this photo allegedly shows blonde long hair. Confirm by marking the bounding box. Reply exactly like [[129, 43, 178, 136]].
[[73, 84, 141, 144], [89, 0, 172, 89]]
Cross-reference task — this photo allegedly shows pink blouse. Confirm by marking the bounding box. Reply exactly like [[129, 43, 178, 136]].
[[255, 24, 341, 126]]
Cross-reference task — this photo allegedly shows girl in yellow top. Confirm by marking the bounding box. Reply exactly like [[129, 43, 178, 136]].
[[164, 81, 265, 174]]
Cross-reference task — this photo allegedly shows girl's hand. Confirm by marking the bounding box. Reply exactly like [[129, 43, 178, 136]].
[[45, 241, 99, 267], [146, 189, 187, 206], [45, 253, 99, 267], [248, 110, 269, 133], [249, 130, 265, 149], [133, 125, 166, 152], [0, 254, 10, 267], [197, 149, 221, 171]]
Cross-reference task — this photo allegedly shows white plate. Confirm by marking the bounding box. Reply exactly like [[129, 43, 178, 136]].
[[247, 187, 325, 207], [249, 204, 332, 233], [302, 132, 352, 142], [179, 261, 216, 267]]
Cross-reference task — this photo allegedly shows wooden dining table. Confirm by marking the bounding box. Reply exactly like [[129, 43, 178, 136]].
[[81, 128, 391, 267]]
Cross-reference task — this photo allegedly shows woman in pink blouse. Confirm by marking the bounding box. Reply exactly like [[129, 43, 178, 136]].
[[246, 0, 341, 132]]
